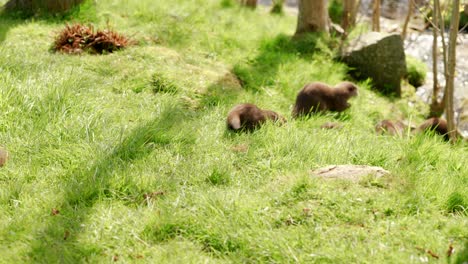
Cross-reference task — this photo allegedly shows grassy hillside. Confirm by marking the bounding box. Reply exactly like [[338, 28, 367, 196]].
[[0, 0, 467, 262]]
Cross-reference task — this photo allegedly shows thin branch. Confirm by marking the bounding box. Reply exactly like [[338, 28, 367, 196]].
[[401, 0, 414, 39]]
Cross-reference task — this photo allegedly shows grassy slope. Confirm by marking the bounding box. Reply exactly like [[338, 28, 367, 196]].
[[0, 0, 467, 263]]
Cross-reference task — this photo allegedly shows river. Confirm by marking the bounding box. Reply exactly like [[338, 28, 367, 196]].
[[259, 0, 468, 136]]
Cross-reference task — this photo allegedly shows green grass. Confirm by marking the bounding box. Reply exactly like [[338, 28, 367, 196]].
[[0, 0, 467, 263], [406, 55, 428, 88]]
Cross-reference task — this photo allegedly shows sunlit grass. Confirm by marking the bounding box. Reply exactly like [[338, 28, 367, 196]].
[[0, 0, 466, 262]]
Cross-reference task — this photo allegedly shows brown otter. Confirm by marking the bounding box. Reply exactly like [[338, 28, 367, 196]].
[[375, 120, 407, 136], [416, 117, 449, 141], [292, 81, 358, 118], [227, 103, 286, 132]]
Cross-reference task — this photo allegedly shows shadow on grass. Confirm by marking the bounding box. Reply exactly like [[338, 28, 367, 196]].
[[25, 104, 195, 262], [454, 240, 468, 264], [198, 33, 328, 109], [0, 10, 23, 43], [232, 33, 328, 91], [197, 71, 245, 109], [18, 32, 332, 260], [0, 0, 96, 43]]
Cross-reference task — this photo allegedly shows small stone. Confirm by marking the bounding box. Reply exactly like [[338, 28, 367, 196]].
[[320, 122, 343, 130], [0, 148, 8, 167], [51, 208, 60, 216], [311, 165, 390, 182], [231, 144, 249, 153]]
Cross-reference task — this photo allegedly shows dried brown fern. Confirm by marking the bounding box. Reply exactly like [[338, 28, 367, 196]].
[[87, 29, 131, 54], [53, 23, 132, 54]]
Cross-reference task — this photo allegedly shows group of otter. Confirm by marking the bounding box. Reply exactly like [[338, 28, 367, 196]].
[[227, 81, 450, 140]]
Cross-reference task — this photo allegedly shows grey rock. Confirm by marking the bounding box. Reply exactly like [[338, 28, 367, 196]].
[[341, 32, 406, 97], [311, 165, 390, 181]]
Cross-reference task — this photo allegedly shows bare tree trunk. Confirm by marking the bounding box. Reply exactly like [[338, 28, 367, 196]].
[[429, 0, 451, 117], [401, 0, 414, 39], [438, 2, 448, 80], [342, 0, 356, 32], [372, 0, 380, 32], [352, 0, 361, 24], [294, 0, 330, 36], [240, 0, 257, 8], [5, 0, 84, 13], [445, 0, 460, 141], [438, 0, 449, 115], [430, 0, 442, 116]]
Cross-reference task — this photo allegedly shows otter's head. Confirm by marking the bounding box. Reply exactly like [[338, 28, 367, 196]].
[[263, 110, 287, 125], [336, 81, 358, 98]]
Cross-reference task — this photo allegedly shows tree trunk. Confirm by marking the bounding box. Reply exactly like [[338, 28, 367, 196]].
[[295, 0, 330, 36], [5, 0, 84, 13], [445, 0, 460, 141], [438, 2, 448, 81], [430, 0, 442, 116], [429, 0, 450, 117], [240, 0, 257, 8], [372, 0, 380, 31], [342, 0, 357, 32], [401, 0, 413, 39]]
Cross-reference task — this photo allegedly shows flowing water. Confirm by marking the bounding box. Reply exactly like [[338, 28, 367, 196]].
[[259, 0, 468, 135]]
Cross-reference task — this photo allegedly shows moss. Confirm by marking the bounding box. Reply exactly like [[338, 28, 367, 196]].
[[270, 1, 284, 15], [220, 0, 235, 8], [460, 11, 468, 31], [447, 192, 467, 214], [406, 56, 427, 88], [329, 0, 344, 24]]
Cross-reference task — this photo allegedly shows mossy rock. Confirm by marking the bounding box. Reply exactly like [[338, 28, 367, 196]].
[[341, 32, 406, 97]]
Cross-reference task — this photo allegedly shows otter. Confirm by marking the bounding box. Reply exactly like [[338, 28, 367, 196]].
[[416, 117, 449, 141], [292, 81, 358, 118], [375, 120, 407, 136], [227, 103, 286, 132]]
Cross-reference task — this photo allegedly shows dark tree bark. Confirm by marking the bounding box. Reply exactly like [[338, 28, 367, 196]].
[[4, 0, 84, 14], [295, 0, 329, 36]]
